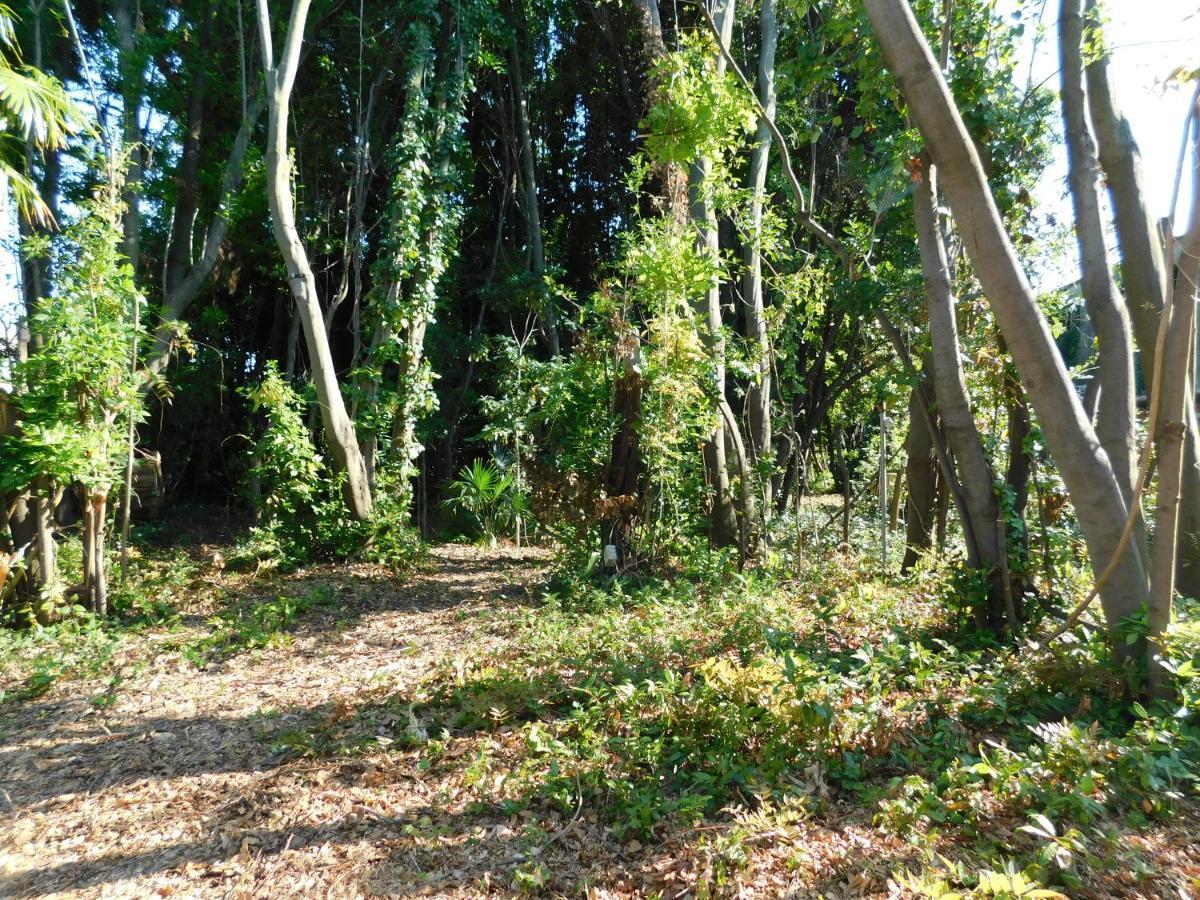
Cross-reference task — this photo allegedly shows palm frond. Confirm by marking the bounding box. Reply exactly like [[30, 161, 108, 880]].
[[0, 159, 52, 225], [0, 64, 81, 149]]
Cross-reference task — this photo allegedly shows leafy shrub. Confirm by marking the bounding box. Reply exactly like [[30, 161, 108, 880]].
[[236, 363, 422, 570]]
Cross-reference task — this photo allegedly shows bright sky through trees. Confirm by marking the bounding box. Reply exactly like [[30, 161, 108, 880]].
[[1010, 0, 1200, 286]]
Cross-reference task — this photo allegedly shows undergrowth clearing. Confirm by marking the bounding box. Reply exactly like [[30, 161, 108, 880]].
[[2, 538, 1199, 898]]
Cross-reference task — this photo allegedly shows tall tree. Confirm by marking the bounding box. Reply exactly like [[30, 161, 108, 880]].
[[863, 0, 1151, 645], [742, 0, 777, 506], [255, 0, 373, 520], [1059, 0, 1139, 508], [690, 0, 741, 548]]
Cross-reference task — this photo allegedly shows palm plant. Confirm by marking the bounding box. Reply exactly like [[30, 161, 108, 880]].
[[0, 4, 79, 224], [443, 459, 518, 546]]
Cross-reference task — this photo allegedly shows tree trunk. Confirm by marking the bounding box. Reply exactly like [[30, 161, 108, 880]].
[[690, 0, 740, 548], [113, 0, 143, 270], [147, 96, 265, 378], [1084, 0, 1200, 601], [507, 25, 559, 357], [835, 427, 851, 546], [1060, 0, 1139, 506], [1149, 112, 1200, 696], [633, 0, 688, 222], [914, 156, 1007, 630], [164, 57, 207, 298], [82, 491, 108, 616], [256, 0, 373, 521], [902, 369, 937, 572], [863, 0, 1150, 638], [1005, 372, 1033, 595], [742, 0, 777, 507]]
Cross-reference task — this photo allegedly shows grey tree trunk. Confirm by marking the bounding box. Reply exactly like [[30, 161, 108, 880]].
[[164, 56, 206, 298], [1084, 0, 1200, 601], [742, 0, 777, 506], [255, 0, 373, 521], [690, 0, 740, 548], [1149, 113, 1200, 696], [1059, 0, 1139, 506], [914, 159, 1006, 629], [863, 0, 1150, 635], [147, 96, 265, 378]]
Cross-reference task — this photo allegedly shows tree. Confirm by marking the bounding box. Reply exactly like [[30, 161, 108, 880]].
[[2, 177, 146, 616], [862, 0, 1151, 646], [254, 0, 373, 521], [742, 0, 777, 506]]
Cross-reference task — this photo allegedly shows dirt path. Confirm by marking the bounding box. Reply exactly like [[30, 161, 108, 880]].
[[0, 545, 552, 899]]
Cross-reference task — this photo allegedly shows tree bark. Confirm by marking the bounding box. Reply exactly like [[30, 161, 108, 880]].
[[1060, 0, 1139, 506], [113, 0, 143, 270], [164, 54, 207, 298], [742, 0, 777, 507], [914, 157, 1007, 629], [147, 95, 265, 378], [902, 365, 937, 572], [690, 0, 740, 548], [1149, 110, 1200, 696], [863, 0, 1150, 636], [507, 22, 559, 357], [1084, 0, 1200, 601], [255, 0, 373, 521], [82, 491, 108, 616]]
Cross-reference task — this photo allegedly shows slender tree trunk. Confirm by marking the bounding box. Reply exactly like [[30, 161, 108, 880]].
[[1060, 0, 1139, 506], [256, 0, 373, 521], [902, 367, 937, 572], [742, 0, 777, 507], [164, 60, 207, 297], [507, 24, 558, 357], [147, 96, 265, 378], [1149, 111, 1200, 696], [835, 427, 851, 546], [914, 156, 1007, 630], [82, 491, 108, 616], [863, 0, 1150, 638], [1084, 0, 1200, 601], [1005, 373, 1033, 596], [690, 0, 740, 548], [113, 0, 142, 269]]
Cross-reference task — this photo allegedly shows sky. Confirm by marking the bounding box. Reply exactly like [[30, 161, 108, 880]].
[[3, 2, 1200, 378], [1011, 0, 1200, 286]]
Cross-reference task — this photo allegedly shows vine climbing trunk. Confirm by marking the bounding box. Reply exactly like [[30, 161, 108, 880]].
[[256, 0, 373, 522], [1149, 109, 1200, 697], [1060, 0, 1140, 508], [1083, 0, 1200, 601], [690, 0, 740, 549]]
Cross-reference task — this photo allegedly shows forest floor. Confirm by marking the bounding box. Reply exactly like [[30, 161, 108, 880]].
[[2, 531, 1200, 898]]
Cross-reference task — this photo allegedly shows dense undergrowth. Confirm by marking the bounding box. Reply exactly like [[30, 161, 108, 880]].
[[5, 527, 1200, 896], [387, 552, 1200, 897]]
